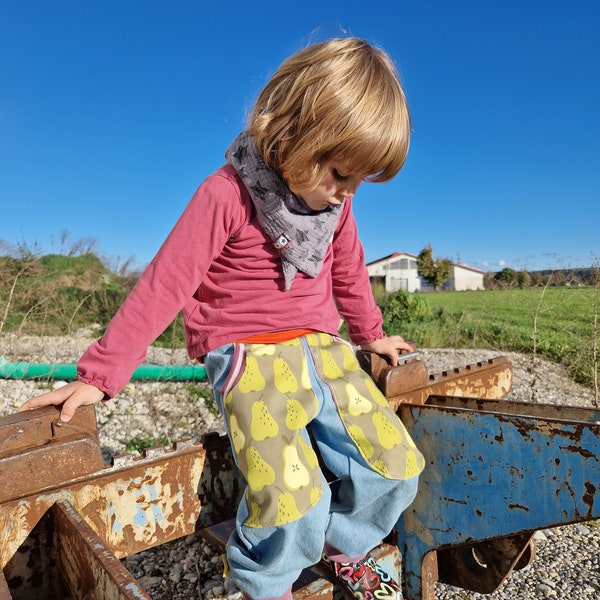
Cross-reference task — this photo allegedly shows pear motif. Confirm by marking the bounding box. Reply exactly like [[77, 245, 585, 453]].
[[318, 333, 333, 346], [372, 412, 403, 449], [347, 424, 374, 459], [300, 356, 312, 390], [305, 333, 319, 346], [320, 349, 344, 379], [245, 447, 276, 491], [341, 343, 360, 371], [229, 413, 246, 454], [250, 400, 279, 441], [372, 459, 390, 478], [245, 495, 262, 527], [275, 491, 303, 525], [285, 398, 309, 430], [238, 356, 266, 393], [345, 383, 373, 416], [273, 357, 298, 393], [250, 343, 276, 356], [282, 444, 310, 491], [298, 435, 319, 469], [364, 377, 389, 407], [405, 450, 424, 478]]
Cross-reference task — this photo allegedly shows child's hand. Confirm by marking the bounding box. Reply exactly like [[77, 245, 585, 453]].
[[359, 336, 415, 366], [20, 381, 106, 423]]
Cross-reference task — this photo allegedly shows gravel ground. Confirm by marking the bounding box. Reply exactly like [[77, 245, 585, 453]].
[[1, 332, 599, 599]]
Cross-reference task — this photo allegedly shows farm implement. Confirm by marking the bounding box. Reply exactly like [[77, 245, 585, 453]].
[[1, 351, 600, 599]]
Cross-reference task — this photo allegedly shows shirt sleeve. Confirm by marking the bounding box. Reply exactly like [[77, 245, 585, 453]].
[[77, 168, 246, 397], [330, 199, 386, 346]]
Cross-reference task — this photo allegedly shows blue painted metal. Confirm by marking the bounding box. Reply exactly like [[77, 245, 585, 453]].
[[398, 396, 600, 600]]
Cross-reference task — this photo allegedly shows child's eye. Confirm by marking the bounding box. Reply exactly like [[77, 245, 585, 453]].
[[332, 169, 348, 182]]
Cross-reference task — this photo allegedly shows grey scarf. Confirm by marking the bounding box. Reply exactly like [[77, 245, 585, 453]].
[[225, 130, 342, 290]]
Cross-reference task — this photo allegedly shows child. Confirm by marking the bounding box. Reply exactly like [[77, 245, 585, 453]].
[[21, 37, 425, 600]]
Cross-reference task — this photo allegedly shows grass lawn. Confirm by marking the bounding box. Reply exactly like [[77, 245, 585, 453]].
[[392, 286, 598, 388]]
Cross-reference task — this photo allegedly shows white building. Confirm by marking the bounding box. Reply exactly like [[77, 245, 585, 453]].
[[366, 252, 485, 293]]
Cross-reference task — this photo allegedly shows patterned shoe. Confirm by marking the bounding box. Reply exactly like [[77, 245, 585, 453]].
[[321, 553, 403, 599]]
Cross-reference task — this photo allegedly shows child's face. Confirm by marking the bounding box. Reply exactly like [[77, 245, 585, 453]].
[[293, 162, 364, 212]]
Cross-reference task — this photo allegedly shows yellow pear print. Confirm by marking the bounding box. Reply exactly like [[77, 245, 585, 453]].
[[345, 383, 373, 416], [250, 400, 279, 441], [306, 333, 319, 346], [347, 424, 374, 459], [250, 343, 276, 356], [405, 450, 423, 478], [341, 343, 360, 371], [298, 435, 319, 469], [275, 492, 303, 525], [372, 412, 403, 449], [245, 447, 276, 491], [282, 444, 310, 491], [273, 357, 298, 393], [281, 337, 301, 346], [224, 390, 233, 407], [364, 377, 389, 407], [372, 459, 390, 478], [238, 356, 266, 393], [245, 495, 262, 527], [229, 414, 246, 454], [318, 333, 333, 346], [300, 356, 312, 390], [285, 398, 309, 430], [320, 349, 344, 379]]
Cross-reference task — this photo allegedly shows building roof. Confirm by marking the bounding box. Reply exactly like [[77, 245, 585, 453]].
[[366, 251, 485, 274], [366, 252, 416, 266]]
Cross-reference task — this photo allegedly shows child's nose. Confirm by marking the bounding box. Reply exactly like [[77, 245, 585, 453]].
[[340, 182, 359, 198]]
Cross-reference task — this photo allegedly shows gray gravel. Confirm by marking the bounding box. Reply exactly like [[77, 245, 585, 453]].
[[1, 332, 599, 599]]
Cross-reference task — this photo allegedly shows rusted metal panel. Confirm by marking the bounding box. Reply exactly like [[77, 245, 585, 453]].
[[0, 438, 206, 572], [0, 406, 104, 502], [0, 404, 99, 453], [356, 350, 429, 399], [4, 501, 151, 600], [356, 352, 512, 408], [11, 352, 600, 600], [420, 358, 513, 402], [53, 501, 152, 600], [0, 570, 11, 600], [398, 396, 600, 600]]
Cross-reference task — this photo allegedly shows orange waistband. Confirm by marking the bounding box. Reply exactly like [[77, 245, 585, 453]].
[[236, 328, 318, 344]]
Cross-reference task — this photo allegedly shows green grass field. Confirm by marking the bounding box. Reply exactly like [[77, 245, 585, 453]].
[[1, 251, 598, 392], [390, 287, 598, 389]]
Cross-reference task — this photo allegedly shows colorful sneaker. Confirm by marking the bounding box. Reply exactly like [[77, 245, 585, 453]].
[[320, 553, 403, 599]]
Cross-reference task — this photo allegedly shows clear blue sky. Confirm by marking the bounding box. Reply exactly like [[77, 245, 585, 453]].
[[1, 1, 598, 273]]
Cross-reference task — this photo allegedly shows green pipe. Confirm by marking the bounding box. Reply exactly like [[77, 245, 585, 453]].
[[0, 355, 206, 381]]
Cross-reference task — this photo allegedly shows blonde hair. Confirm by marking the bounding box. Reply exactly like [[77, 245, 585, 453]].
[[248, 37, 411, 192]]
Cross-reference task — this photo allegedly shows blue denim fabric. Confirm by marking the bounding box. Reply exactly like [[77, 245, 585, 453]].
[[204, 340, 419, 600]]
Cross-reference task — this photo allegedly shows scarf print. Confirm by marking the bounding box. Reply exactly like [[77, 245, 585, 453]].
[[225, 130, 343, 291]]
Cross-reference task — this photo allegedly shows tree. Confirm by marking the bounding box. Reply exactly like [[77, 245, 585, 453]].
[[494, 267, 517, 287], [417, 244, 452, 291]]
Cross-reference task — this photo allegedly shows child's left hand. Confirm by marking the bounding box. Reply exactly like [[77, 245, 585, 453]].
[[359, 336, 415, 366]]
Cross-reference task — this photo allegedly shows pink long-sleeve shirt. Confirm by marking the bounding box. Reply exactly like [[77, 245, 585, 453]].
[[77, 165, 385, 397]]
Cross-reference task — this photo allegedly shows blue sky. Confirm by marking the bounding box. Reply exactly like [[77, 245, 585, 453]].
[[1, 1, 598, 273]]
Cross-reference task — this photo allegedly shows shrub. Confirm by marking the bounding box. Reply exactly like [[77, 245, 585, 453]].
[[382, 289, 431, 335]]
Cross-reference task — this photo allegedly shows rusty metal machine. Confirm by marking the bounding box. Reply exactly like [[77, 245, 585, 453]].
[[1, 352, 599, 599]]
